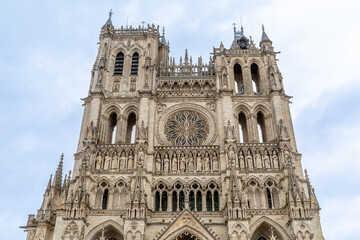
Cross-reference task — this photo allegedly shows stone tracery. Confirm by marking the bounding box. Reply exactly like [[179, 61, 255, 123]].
[[165, 110, 209, 146]]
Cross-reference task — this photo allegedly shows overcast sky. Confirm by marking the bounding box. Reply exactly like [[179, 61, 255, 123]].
[[0, 0, 359, 239]]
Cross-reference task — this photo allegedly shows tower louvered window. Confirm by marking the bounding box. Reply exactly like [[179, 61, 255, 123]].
[[114, 52, 124, 75], [131, 52, 139, 75]]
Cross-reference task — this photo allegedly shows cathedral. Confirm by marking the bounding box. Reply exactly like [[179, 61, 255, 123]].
[[21, 12, 325, 240]]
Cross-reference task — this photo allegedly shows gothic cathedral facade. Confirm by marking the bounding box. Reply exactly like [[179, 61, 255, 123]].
[[21, 13, 325, 240]]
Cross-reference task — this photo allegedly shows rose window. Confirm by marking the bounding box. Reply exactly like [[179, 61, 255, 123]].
[[164, 110, 209, 146]]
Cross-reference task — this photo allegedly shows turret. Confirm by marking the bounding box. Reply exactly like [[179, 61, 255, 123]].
[[260, 25, 273, 51]]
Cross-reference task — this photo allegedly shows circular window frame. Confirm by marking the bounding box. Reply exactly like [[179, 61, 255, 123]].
[[156, 103, 217, 146]]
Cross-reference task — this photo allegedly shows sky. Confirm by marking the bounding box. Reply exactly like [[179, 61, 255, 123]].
[[0, 0, 359, 239]]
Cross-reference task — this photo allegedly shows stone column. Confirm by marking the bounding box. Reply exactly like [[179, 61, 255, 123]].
[[243, 66, 253, 95]]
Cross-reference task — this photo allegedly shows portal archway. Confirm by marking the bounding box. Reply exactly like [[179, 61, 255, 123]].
[[86, 220, 124, 240]]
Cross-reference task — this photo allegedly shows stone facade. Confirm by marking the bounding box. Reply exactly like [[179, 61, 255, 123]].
[[21, 12, 325, 240]]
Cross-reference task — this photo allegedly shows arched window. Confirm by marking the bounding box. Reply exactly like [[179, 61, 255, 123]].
[[155, 191, 160, 211], [214, 190, 219, 211], [161, 191, 168, 211], [238, 112, 248, 142], [155, 183, 167, 212], [107, 113, 118, 144], [131, 52, 139, 75], [189, 191, 195, 211], [257, 237, 267, 240], [234, 64, 244, 94], [179, 191, 185, 211], [251, 63, 261, 94], [102, 189, 109, 210], [266, 188, 273, 209], [126, 113, 137, 143], [196, 191, 202, 211], [172, 191, 177, 211], [206, 191, 212, 211], [114, 52, 124, 75], [256, 112, 267, 142]]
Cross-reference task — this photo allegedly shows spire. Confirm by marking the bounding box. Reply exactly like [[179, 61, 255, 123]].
[[185, 49, 188, 65], [54, 153, 64, 190], [46, 174, 52, 192], [105, 9, 113, 26], [261, 24, 271, 42]]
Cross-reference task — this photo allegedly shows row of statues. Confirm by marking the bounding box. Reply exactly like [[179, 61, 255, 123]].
[[228, 147, 281, 170], [95, 151, 135, 171], [155, 151, 219, 173]]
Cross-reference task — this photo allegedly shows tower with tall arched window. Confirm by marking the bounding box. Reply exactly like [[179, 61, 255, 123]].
[[21, 12, 324, 240]]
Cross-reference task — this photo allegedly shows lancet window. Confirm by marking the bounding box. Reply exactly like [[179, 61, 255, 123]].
[[131, 52, 139, 75], [172, 183, 185, 211], [251, 63, 261, 94], [114, 52, 124, 75], [206, 182, 220, 211], [189, 182, 202, 211], [238, 112, 248, 142], [257, 112, 267, 142], [126, 113, 137, 144], [107, 113, 118, 144], [234, 63, 244, 94], [154, 181, 221, 212], [155, 183, 168, 211], [102, 189, 109, 210]]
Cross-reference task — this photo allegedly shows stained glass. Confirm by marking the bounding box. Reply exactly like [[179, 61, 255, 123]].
[[165, 111, 209, 146]]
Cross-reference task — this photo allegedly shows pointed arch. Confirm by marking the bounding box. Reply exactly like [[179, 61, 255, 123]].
[[86, 220, 124, 240], [250, 216, 290, 240]]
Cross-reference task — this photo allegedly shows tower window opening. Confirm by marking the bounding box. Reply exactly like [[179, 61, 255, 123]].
[[257, 112, 267, 142], [238, 112, 248, 142], [126, 113, 137, 143], [102, 189, 109, 210], [114, 52, 124, 75], [107, 113, 118, 144], [251, 63, 261, 94], [234, 64, 244, 94], [131, 52, 139, 75]]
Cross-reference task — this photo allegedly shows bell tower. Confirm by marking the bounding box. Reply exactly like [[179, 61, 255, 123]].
[[21, 12, 324, 240]]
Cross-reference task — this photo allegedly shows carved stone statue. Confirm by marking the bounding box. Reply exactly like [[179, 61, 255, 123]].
[[164, 154, 169, 173], [255, 150, 262, 169], [263, 151, 271, 169], [224, 120, 234, 140], [104, 153, 111, 170], [95, 154, 102, 170], [279, 119, 289, 140], [272, 151, 279, 169], [228, 147, 236, 166], [246, 151, 253, 170], [204, 152, 210, 172], [112, 152, 119, 170], [120, 151, 126, 171], [239, 152, 245, 169], [188, 154, 194, 172], [172, 153, 178, 173], [180, 153, 186, 172], [137, 121, 148, 142], [212, 153, 219, 172], [284, 149, 291, 164], [127, 152, 134, 170], [196, 153, 202, 172], [156, 155, 161, 173]]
